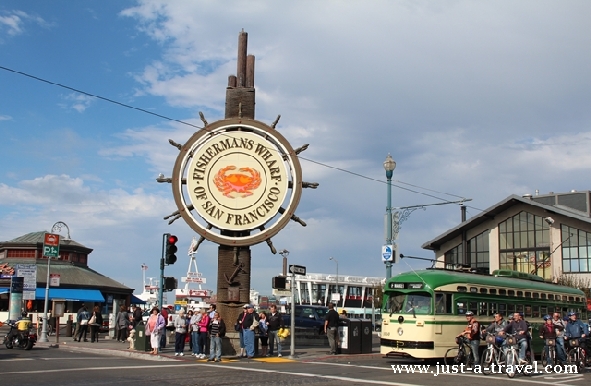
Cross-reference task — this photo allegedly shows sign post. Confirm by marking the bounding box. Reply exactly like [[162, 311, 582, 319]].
[[40, 233, 60, 343]]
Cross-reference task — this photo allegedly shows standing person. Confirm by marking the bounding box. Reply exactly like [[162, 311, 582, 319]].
[[173, 309, 187, 356], [72, 303, 85, 341], [206, 304, 216, 354], [116, 305, 130, 343], [258, 312, 269, 357], [160, 306, 170, 349], [186, 310, 194, 352], [145, 307, 166, 355], [207, 311, 226, 362], [552, 312, 567, 364], [190, 308, 202, 357], [241, 305, 259, 359], [132, 305, 143, 328], [75, 306, 90, 342], [267, 304, 284, 357], [324, 303, 340, 355], [197, 308, 210, 359], [236, 304, 248, 358], [457, 311, 481, 365], [89, 305, 103, 343]]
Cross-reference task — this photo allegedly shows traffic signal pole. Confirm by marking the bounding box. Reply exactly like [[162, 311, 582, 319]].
[[158, 233, 167, 309]]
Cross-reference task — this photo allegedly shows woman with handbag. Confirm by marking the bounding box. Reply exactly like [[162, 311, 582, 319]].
[[89, 305, 103, 343], [145, 307, 166, 355]]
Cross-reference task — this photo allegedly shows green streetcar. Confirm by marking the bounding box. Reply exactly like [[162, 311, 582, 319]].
[[380, 268, 587, 359]]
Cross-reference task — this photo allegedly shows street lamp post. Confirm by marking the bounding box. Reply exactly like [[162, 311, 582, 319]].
[[384, 153, 396, 279], [329, 256, 338, 310], [278, 249, 295, 358], [40, 221, 71, 343]]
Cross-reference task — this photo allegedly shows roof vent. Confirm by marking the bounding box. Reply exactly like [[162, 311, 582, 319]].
[[571, 190, 577, 193], [522, 194, 532, 199]]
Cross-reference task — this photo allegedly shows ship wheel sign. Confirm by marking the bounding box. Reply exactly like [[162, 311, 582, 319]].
[[162, 116, 318, 249]]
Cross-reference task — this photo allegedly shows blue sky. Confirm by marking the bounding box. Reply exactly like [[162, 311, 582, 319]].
[[1, 1, 590, 295]]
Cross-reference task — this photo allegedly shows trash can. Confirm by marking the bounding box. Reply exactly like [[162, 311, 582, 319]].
[[134, 323, 151, 352], [338, 318, 361, 354], [360, 319, 373, 353]]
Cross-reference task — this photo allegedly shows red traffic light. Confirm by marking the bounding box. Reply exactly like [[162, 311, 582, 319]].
[[168, 235, 178, 244]]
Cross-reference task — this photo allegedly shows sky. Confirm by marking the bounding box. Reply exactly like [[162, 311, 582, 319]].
[[1, 1, 590, 297]]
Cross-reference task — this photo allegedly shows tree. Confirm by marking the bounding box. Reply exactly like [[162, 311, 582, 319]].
[[554, 273, 591, 298]]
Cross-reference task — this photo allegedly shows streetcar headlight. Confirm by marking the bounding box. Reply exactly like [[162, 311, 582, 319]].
[[397, 327, 403, 336]]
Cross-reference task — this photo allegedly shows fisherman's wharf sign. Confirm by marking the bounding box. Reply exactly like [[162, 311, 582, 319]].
[[171, 118, 303, 246]]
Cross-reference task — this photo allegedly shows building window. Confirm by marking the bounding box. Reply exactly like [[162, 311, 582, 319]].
[[444, 230, 489, 272], [561, 225, 591, 273], [498, 211, 551, 280]]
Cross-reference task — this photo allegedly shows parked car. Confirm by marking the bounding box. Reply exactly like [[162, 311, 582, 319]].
[[282, 305, 329, 334]]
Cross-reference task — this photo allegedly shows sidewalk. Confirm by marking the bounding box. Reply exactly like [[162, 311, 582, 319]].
[[32, 330, 382, 363]]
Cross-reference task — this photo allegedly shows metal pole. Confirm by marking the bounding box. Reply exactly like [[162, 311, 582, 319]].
[[39, 256, 51, 343], [158, 233, 167, 309], [385, 160, 394, 279], [290, 270, 295, 358], [336, 260, 339, 310]]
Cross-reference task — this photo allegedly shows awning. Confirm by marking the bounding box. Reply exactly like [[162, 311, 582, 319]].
[[0, 288, 9, 295], [35, 288, 105, 302], [130, 294, 146, 304]]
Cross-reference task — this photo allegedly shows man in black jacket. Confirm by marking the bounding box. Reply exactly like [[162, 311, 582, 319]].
[[324, 303, 340, 355], [132, 305, 143, 328], [266, 304, 285, 357]]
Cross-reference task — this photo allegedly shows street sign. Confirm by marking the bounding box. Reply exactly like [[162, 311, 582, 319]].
[[43, 233, 60, 258], [50, 273, 61, 287], [289, 265, 306, 276], [16, 264, 37, 300], [382, 244, 393, 262]]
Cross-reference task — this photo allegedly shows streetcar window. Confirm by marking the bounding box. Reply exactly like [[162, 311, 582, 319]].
[[549, 294, 555, 300], [499, 303, 507, 315], [525, 292, 531, 298], [457, 286, 467, 292], [517, 304, 524, 314], [385, 292, 405, 314], [405, 293, 432, 315], [532, 306, 540, 318], [533, 293, 539, 299], [525, 305, 532, 317], [489, 303, 498, 314], [508, 290, 515, 296], [435, 293, 452, 314], [470, 287, 478, 293], [469, 302, 478, 314], [540, 306, 547, 316], [541, 294, 547, 300], [569, 296, 574, 302], [555, 295, 560, 301], [480, 288, 488, 294], [456, 302, 467, 314], [499, 289, 506, 295], [478, 302, 487, 316], [489, 289, 497, 295], [516, 291, 523, 297], [508, 304, 516, 314]]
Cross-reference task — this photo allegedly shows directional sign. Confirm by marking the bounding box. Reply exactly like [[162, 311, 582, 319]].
[[43, 233, 60, 258], [289, 264, 306, 276], [181, 276, 207, 284]]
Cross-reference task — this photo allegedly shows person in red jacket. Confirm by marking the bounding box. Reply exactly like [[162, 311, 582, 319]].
[[196, 308, 210, 359]]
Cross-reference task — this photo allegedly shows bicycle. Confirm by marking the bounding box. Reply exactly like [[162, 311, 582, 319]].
[[541, 338, 556, 366], [566, 337, 586, 372], [503, 333, 534, 378], [480, 334, 506, 375], [444, 336, 475, 367]]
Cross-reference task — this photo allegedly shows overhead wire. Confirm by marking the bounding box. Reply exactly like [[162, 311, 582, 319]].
[[1, 65, 475, 209]]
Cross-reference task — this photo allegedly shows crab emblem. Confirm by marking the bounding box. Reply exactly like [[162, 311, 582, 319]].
[[213, 166, 262, 198]]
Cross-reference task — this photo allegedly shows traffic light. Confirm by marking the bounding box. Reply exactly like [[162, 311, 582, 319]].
[[165, 234, 178, 265], [164, 276, 177, 291], [272, 276, 286, 289]]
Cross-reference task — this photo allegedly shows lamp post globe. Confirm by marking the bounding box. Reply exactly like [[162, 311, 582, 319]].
[[384, 154, 395, 279]]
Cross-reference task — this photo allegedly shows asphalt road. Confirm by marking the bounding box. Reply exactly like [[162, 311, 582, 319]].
[[1, 345, 589, 386]]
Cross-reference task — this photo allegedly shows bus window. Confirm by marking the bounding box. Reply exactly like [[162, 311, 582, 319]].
[[435, 293, 452, 314], [532, 306, 540, 318]]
